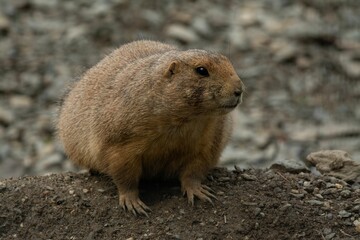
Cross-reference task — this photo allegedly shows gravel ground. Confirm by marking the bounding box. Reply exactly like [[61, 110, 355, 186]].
[[0, 0, 359, 178]]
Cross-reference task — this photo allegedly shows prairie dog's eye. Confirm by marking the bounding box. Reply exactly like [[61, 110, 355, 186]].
[[195, 67, 209, 77]]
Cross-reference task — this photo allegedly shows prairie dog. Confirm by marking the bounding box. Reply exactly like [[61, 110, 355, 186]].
[[57, 40, 244, 215]]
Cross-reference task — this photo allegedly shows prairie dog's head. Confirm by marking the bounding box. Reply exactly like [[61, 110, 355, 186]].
[[161, 49, 244, 115]]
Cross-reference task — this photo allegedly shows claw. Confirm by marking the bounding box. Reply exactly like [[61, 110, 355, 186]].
[[182, 180, 217, 206], [119, 191, 150, 217]]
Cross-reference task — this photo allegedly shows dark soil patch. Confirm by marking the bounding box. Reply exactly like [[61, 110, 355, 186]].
[[1, 168, 359, 239]]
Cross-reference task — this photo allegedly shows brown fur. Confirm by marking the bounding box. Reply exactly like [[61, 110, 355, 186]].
[[57, 40, 244, 215]]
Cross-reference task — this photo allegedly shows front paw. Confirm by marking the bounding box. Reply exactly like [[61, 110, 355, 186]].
[[119, 190, 151, 217], [181, 179, 217, 206]]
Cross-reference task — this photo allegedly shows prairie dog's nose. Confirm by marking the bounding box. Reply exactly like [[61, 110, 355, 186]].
[[234, 89, 242, 97]]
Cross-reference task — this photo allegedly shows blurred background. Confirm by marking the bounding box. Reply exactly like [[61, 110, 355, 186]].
[[0, 0, 359, 179]]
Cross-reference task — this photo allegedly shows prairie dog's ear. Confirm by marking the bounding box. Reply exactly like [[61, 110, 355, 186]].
[[164, 61, 179, 78]]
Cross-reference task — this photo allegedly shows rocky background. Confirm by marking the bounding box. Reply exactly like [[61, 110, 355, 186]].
[[0, 0, 359, 178]]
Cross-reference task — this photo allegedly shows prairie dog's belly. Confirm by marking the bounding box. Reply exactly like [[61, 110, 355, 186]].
[[140, 141, 195, 178]]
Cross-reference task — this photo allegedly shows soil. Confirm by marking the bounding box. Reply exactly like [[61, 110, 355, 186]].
[[1, 168, 359, 240]]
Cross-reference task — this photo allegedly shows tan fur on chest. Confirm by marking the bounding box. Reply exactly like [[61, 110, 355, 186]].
[[140, 117, 218, 178]]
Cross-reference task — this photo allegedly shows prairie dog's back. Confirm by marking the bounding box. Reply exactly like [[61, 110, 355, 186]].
[[92, 40, 177, 75], [58, 40, 177, 167]]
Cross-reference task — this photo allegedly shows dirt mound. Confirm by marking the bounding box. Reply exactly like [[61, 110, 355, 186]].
[[1, 168, 359, 239]]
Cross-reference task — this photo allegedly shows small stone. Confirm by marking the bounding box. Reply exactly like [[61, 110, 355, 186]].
[[340, 190, 351, 198], [352, 205, 360, 212], [303, 181, 311, 187], [227, 26, 249, 51], [253, 207, 261, 216], [165, 24, 199, 43], [36, 153, 63, 171], [279, 203, 292, 211], [9, 95, 33, 109], [0, 107, 15, 125], [290, 193, 305, 199], [323, 228, 332, 235], [141, 10, 163, 27], [325, 233, 335, 240], [338, 210, 352, 218], [274, 43, 298, 62], [69, 189, 75, 195], [191, 17, 211, 37], [0, 182, 7, 193], [354, 219, 360, 227], [0, 13, 10, 31], [206, 8, 228, 28], [218, 177, 231, 182], [339, 52, 360, 78], [315, 194, 323, 199], [321, 188, 337, 195], [82, 189, 89, 193], [356, 225, 360, 233], [306, 200, 323, 206], [335, 183, 343, 189], [323, 202, 331, 209], [270, 159, 309, 174], [241, 174, 257, 181]]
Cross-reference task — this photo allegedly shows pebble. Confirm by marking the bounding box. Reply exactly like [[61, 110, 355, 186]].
[[323, 228, 332, 235], [141, 10, 163, 27], [290, 193, 305, 199], [339, 52, 360, 78], [303, 181, 311, 187], [0, 182, 7, 193], [325, 233, 335, 240], [354, 219, 360, 229], [314, 194, 323, 199], [253, 207, 261, 216], [306, 200, 323, 206], [165, 24, 199, 43], [340, 190, 351, 198], [273, 43, 298, 62], [0, 13, 10, 32], [191, 17, 211, 37], [9, 95, 33, 109], [36, 153, 63, 171], [240, 174, 257, 181], [279, 203, 292, 211], [270, 159, 309, 174], [227, 26, 249, 51], [0, 107, 15, 125], [338, 210, 352, 218], [206, 7, 228, 28]]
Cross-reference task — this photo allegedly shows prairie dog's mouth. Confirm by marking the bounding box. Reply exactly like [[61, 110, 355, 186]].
[[220, 97, 241, 109]]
